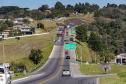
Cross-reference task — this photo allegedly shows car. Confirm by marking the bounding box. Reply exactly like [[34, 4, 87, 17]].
[[66, 56, 70, 59], [62, 70, 71, 76], [65, 51, 68, 55], [0, 65, 11, 84]]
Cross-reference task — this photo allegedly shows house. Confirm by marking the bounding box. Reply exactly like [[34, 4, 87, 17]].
[[0, 19, 11, 22], [116, 53, 126, 65], [0, 34, 4, 40], [2, 29, 11, 38], [13, 18, 24, 25], [24, 17, 34, 22], [20, 26, 33, 35]]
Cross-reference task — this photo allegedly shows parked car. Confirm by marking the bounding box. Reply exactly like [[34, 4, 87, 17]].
[[62, 70, 71, 77], [0, 65, 11, 84]]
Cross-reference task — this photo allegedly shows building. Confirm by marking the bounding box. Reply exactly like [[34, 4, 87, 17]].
[[116, 53, 126, 65], [0, 34, 4, 40], [20, 26, 33, 35]]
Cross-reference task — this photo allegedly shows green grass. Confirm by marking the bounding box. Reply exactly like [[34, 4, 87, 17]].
[[76, 42, 95, 63], [80, 64, 126, 84], [100, 75, 126, 84], [80, 64, 126, 75], [0, 29, 56, 79], [32, 19, 57, 32]]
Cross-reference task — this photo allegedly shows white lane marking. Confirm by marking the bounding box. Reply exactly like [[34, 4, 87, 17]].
[[12, 73, 45, 83]]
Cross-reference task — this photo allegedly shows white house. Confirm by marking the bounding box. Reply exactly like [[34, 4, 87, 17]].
[[116, 53, 126, 65], [20, 26, 33, 35]]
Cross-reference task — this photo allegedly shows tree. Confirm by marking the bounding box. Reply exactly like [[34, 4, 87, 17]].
[[88, 32, 106, 52], [66, 4, 74, 11], [55, 1, 65, 10], [107, 3, 118, 8], [76, 25, 88, 42], [23, 19, 30, 24], [99, 50, 115, 63], [38, 4, 49, 12], [37, 23, 44, 29], [29, 49, 43, 64], [119, 4, 126, 9], [0, 22, 8, 32], [5, 20, 13, 27]]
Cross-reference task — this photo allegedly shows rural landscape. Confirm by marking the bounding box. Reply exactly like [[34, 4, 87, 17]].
[[0, 0, 126, 84]]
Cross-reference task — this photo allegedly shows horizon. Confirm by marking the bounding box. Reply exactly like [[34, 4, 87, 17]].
[[0, 0, 126, 9]]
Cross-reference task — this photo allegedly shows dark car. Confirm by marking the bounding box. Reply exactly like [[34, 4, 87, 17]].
[[66, 56, 70, 59]]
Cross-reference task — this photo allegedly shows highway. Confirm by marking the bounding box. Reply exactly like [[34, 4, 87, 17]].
[[12, 37, 65, 84], [12, 26, 99, 84]]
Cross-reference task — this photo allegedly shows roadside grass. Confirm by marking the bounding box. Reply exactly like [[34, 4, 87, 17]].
[[76, 42, 96, 63], [32, 19, 57, 33], [80, 64, 126, 75], [80, 64, 126, 84], [0, 29, 57, 79], [77, 42, 126, 84], [100, 75, 126, 84], [65, 13, 95, 24]]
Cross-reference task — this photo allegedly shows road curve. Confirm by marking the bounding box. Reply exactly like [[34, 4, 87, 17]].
[[12, 37, 64, 84]]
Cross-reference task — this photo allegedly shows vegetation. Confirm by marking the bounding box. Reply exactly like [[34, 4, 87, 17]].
[[29, 49, 43, 64], [0, 29, 56, 79], [37, 23, 44, 29]]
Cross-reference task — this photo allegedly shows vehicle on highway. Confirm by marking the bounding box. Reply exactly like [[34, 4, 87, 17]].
[[62, 70, 71, 76], [0, 65, 11, 84], [66, 56, 70, 59], [65, 51, 68, 55]]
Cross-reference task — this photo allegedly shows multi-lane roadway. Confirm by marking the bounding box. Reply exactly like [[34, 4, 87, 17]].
[[12, 25, 99, 84]]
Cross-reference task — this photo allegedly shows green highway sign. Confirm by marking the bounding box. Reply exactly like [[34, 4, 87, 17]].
[[64, 43, 77, 50]]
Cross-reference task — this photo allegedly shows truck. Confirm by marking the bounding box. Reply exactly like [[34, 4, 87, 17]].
[[0, 64, 11, 84]]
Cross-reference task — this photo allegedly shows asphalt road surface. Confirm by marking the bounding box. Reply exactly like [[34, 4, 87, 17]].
[[12, 37, 65, 84], [12, 36, 99, 84]]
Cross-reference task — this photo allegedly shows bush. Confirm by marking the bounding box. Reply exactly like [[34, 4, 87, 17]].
[[29, 49, 43, 64], [10, 62, 27, 73]]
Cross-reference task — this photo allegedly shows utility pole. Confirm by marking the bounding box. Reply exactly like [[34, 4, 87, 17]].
[[2, 43, 5, 63], [0, 42, 5, 63], [80, 46, 83, 64]]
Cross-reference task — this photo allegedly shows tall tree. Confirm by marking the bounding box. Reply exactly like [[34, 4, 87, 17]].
[[55, 1, 65, 10], [38, 4, 49, 12], [76, 25, 88, 42], [88, 32, 106, 52]]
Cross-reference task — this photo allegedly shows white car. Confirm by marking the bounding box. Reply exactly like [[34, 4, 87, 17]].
[[0, 65, 11, 84], [62, 70, 71, 76]]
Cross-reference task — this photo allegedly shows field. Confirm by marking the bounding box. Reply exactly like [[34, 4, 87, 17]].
[[32, 19, 57, 33], [0, 29, 56, 73]]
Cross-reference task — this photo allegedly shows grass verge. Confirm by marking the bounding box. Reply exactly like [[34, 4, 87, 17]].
[[80, 64, 126, 84], [0, 29, 57, 79]]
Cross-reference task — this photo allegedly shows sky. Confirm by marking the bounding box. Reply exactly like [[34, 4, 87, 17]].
[[0, 0, 126, 9]]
